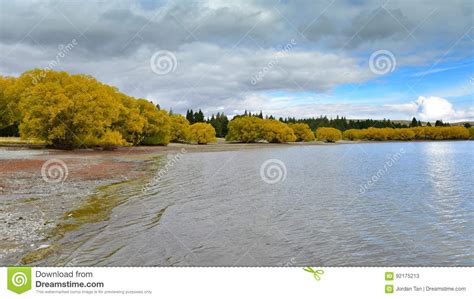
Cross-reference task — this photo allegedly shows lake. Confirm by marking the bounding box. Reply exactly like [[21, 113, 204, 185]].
[[22, 141, 474, 266]]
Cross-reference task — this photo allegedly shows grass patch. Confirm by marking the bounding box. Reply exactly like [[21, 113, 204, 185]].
[[0, 137, 45, 145]]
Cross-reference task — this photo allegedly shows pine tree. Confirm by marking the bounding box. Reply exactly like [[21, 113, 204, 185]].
[[411, 117, 418, 127], [186, 109, 194, 124], [194, 109, 204, 122]]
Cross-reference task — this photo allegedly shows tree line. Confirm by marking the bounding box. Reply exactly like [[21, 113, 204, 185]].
[[224, 116, 473, 143], [1, 69, 472, 148], [0, 69, 216, 148]]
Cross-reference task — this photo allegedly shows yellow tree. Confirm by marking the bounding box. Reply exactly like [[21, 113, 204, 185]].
[[226, 116, 263, 142], [188, 123, 216, 144], [115, 94, 147, 145], [316, 127, 342, 142], [364, 127, 388, 141], [288, 123, 315, 141], [18, 71, 128, 148], [260, 119, 296, 143], [343, 129, 366, 140], [137, 99, 171, 145], [0, 76, 21, 130], [170, 114, 190, 142]]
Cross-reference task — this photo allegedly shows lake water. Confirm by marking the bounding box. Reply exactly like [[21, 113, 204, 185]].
[[39, 141, 474, 266]]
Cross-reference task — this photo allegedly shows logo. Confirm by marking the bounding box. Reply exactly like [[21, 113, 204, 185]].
[[41, 158, 68, 183], [150, 50, 177, 75], [369, 49, 396, 75], [260, 159, 287, 184], [303, 267, 324, 281], [7, 267, 32, 294]]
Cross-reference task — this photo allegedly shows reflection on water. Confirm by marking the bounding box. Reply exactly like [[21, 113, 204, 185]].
[[42, 141, 473, 266]]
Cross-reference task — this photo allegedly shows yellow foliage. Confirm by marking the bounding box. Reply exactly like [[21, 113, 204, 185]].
[[343, 129, 365, 140], [226, 117, 296, 143], [17, 70, 126, 148], [341, 126, 469, 141], [288, 123, 315, 141], [226, 116, 263, 142], [170, 114, 190, 142], [137, 100, 171, 145], [316, 127, 342, 142], [0, 69, 175, 148], [260, 119, 296, 143], [188, 122, 216, 144], [469, 127, 474, 139], [0, 76, 21, 128]]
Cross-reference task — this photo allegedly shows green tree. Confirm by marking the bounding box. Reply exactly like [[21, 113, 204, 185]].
[[186, 109, 194, 124], [194, 109, 205, 123], [207, 112, 229, 137]]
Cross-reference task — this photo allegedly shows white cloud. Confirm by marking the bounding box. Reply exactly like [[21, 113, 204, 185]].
[[415, 96, 454, 120], [414, 96, 473, 121]]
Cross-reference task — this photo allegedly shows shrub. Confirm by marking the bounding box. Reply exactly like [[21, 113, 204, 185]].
[[17, 70, 127, 148], [343, 129, 367, 140], [188, 122, 217, 144], [170, 114, 190, 142], [260, 119, 296, 143], [365, 127, 388, 141], [316, 127, 342, 142], [393, 128, 415, 140], [226, 116, 297, 143], [137, 100, 171, 145], [226, 116, 263, 142], [288, 123, 315, 141]]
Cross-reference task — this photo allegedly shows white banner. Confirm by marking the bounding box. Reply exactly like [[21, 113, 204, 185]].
[[1, 267, 472, 298]]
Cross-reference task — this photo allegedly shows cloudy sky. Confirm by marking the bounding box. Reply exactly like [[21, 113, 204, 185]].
[[1, 0, 473, 121]]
